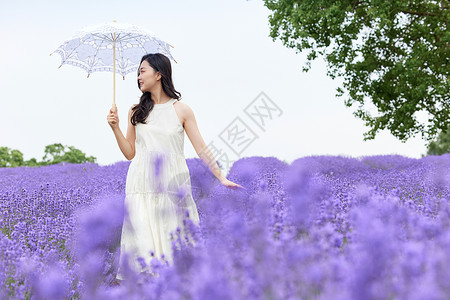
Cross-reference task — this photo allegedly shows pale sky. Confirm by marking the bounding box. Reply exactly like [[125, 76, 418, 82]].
[[0, 0, 428, 171]]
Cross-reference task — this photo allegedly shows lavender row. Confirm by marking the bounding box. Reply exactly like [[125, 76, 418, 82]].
[[0, 154, 449, 299]]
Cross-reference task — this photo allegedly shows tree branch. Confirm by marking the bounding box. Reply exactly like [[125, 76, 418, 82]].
[[400, 9, 440, 17]]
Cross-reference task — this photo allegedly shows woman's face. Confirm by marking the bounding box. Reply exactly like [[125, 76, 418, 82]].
[[137, 60, 160, 92]]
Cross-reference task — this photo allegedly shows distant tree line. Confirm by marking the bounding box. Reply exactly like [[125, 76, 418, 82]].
[[427, 124, 450, 156], [0, 143, 96, 167]]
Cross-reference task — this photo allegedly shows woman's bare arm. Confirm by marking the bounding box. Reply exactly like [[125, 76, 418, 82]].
[[179, 103, 226, 182], [180, 102, 244, 190], [107, 105, 136, 160]]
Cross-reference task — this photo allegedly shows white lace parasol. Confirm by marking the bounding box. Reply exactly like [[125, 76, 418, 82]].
[[51, 20, 176, 107], [52, 20, 176, 78]]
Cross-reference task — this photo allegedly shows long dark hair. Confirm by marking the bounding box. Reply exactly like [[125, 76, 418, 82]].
[[131, 53, 181, 125]]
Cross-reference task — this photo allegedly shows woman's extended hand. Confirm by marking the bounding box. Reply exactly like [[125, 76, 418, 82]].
[[220, 177, 245, 190], [107, 105, 119, 130]]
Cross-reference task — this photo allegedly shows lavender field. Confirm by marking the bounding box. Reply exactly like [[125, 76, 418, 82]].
[[0, 155, 449, 299]]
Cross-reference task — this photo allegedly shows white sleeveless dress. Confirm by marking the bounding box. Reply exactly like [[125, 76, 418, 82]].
[[116, 98, 200, 280]]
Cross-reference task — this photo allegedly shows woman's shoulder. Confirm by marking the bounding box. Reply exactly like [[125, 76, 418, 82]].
[[174, 100, 196, 125], [174, 100, 195, 116], [174, 100, 193, 112], [129, 103, 138, 111], [128, 104, 138, 118]]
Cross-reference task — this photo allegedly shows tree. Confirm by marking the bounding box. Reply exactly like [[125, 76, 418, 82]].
[[263, 0, 449, 142], [0, 147, 24, 167], [24, 158, 40, 167], [41, 143, 96, 165], [60, 146, 97, 164], [0, 144, 96, 167], [427, 124, 450, 155]]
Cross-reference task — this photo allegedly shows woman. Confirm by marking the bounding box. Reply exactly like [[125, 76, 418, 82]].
[[107, 53, 243, 280]]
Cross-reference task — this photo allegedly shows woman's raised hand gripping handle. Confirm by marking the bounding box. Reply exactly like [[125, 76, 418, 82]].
[[107, 104, 119, 130], [107, 104, 136, 160]]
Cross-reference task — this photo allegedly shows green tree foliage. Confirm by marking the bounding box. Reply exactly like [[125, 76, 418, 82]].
[[42, 143, 66, 164], [0, 147, 24, 167], [0, 144, 96, 167], [427, 124, 450, 155], [24, 158, 40, 167], [41, 143, 96, 165], [263, 0, 449, 142]]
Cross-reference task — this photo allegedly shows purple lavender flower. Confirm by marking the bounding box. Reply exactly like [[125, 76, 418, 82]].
[[0, 154, 449, 298]]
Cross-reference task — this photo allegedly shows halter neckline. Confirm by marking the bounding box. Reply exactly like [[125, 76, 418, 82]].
[[154, 98, 174, 105]]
